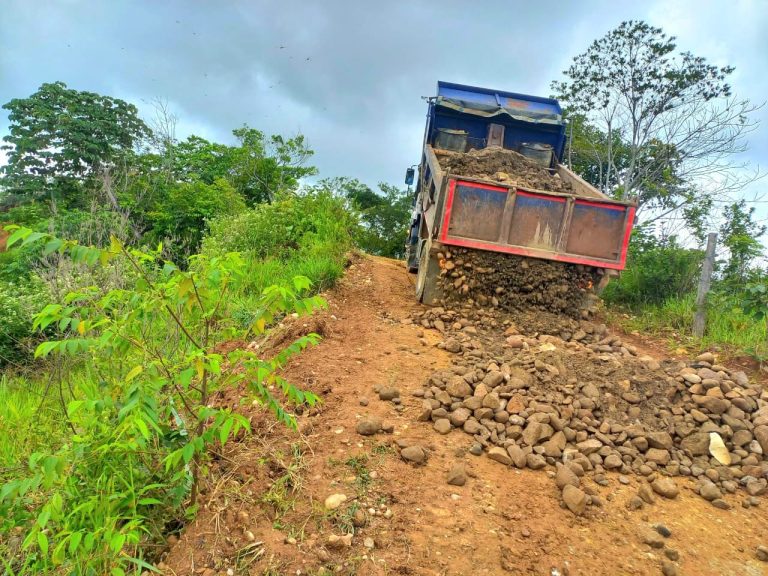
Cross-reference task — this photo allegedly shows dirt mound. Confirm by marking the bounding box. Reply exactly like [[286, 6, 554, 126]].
[[438, 147, 573, 193], [435, 247, 601, 323]]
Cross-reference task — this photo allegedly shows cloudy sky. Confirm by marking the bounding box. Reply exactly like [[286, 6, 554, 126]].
[[1, 0, 766, 221]]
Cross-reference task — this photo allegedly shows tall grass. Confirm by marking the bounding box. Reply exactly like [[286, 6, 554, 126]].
[[612, 292, 768, 358], [0, 374, 66, 471], [203, 190, 354, 319]]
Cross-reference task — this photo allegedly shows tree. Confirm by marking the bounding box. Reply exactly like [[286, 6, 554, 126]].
[[172, 135, 234, 185], [147, 178, 246, 260], [1, 82, 149, 205], [719, 199, 766, 286], [311, 177, 411, 258], [228, 127, 317, 205], [565, 112, 629, 192], [146, 128, 317, 205], [553, 21, 759, 217]]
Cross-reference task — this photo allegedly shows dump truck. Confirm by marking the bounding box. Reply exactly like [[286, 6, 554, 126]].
[[405, 81, 636, 309]]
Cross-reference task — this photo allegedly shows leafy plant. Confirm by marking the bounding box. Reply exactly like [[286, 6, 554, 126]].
[[742, 278, 768, 321], [0, 226, 325, 574]]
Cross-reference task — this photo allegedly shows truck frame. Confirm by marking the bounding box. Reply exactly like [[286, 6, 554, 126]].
[[405, 81, 636, 304]]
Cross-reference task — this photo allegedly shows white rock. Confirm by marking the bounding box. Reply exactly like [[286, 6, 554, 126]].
[[324, 493, 348, 510], [709, 432, 731, 465]]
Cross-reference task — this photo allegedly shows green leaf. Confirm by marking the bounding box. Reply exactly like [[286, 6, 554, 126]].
[[83, 531, 95, 551], [43, 238, 64, 256], [219, 417, 234, 445], [37, 532, 49, 556], [127, 557, 160, 572], [6, 227, 31, 248], [68, 531, 83, 554], [181, 442, 195, 464], [52, 538, 67, 564], [125, 365, 144, 382], [37, 509, 50, 529], [34, 341, 59, 358], [179, 367, 194, 388], [22, 231, 46, 246], [137, 497, 162, 505], [110, 532, 126, 553], [135, 418, 150, 440], [112, 567, 126, 576]]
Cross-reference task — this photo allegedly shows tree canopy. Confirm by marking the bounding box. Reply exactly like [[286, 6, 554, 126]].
[[1, 82, 149, 203], [554, 20, 758, 218]]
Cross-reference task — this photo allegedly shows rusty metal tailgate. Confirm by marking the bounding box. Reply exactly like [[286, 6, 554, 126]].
[[438, 179, 635, 270]]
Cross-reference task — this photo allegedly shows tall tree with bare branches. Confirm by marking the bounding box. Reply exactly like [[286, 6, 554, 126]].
[[553, 21, 760, 220]]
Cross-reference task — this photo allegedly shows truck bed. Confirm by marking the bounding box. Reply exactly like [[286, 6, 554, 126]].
[[422, 146, 636, 270]]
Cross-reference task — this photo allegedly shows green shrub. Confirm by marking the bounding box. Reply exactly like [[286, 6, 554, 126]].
[[0, 276, 50, 367], [50, 209, 133, 247], [0, 242, 41, 283], [1, 203, 50, 282], [202, 189, 355, 261], [147, 178, 247, 260], [0, 229, 325, 574], [612, 289, 768, 361], [604, 231, 702, 307], [0, 202, 49, 227], [0, 374, 66, 469]]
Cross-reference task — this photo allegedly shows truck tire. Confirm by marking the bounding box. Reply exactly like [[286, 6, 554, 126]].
[[405, 216, 421, 273], [415, 240, 442, 304]]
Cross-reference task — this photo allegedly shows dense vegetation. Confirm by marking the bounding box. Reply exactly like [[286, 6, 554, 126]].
[[0, 82, 411, 573]]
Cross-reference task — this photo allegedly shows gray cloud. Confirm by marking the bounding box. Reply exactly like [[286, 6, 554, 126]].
[[1, 0, 766, 215]]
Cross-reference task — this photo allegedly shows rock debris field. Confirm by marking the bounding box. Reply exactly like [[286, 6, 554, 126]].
[[359, 251, 768, 570]]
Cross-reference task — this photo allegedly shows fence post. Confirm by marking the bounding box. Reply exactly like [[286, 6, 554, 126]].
[[693, 232, 717, 338]]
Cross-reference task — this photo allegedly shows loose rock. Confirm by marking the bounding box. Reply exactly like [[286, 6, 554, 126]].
[[562, 485, 587, 516], [488, 446, 512, 466], [447, 463, 468, 486], [324, 494, 348, 510], [661, 559, 678, 576], [651, 478, 679, 499], [356, 417, 382, 436], [401, 445, 427, 464], [756, 546, 768, 562], [378, 387, 400, 401]]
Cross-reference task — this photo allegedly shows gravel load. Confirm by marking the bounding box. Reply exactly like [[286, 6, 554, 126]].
[[438, 147, 573, 193]]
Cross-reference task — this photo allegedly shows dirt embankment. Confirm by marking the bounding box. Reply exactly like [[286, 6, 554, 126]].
[[162, 256, 768, 576]]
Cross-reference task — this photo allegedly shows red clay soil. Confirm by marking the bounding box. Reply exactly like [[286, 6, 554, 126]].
[[162, 255, 768, 576]]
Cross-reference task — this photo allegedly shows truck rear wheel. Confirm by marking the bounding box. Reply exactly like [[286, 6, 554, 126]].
[[415, 240, 442, 304], [415, 241, 429, 301]]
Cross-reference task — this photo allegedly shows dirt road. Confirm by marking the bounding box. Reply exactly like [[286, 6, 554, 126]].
[[164, 255, 768, 576]]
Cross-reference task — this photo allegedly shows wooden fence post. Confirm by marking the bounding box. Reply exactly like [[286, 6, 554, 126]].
[[693, 232, 717, 338]]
